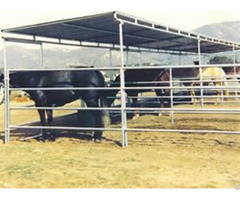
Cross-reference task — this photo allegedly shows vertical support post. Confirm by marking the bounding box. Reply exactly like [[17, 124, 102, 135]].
[[178, 52, 182, 65], [169, 67, 174, 125], [109, 49, 114, 81], [3, 38, 10, 143], [39, 43, 43, 68], [108, 49, 115, 107], [139, 51, 142, 66], [169, 54, 173, 65], [119, 21, 128, 148], [233, 45, 236, 65], [198, 39, 204, 108], [126, 47, 129, 67], [232, 45, 238, 100]]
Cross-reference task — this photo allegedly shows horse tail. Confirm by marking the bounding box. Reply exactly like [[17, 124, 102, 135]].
[[222, 69, 228, 96], [105, 74, 121, 106], [99, 94, 111, 127], [94, 70, 111, 127]]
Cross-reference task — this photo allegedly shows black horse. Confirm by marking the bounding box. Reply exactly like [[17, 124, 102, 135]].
[[107, 68, 171, 118], [0, 74, 4, 105], [4, 70, 109, 142]]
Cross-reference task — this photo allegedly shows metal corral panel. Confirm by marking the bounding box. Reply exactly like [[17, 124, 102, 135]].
[[2, 11, 240, 53]]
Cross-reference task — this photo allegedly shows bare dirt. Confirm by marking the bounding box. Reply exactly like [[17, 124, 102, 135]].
[[0, 101, 240, 188]]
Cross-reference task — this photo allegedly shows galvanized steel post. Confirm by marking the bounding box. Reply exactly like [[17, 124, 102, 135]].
[[169, 67, 174, 125], [3, 38, 10, 143], [198, 38, 204, 108], [126, 47, 129, 67], [178, 52, 182, 65], [232, 45, 238, 100], [119, 21, 128, 148], [139, 51, 142, 66], [39, 43, 43, 68], [109, 49, 114, 81]]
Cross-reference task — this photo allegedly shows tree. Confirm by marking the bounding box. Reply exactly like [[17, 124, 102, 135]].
[[209, 56, 233, 64], [209, 56, 235, 73]]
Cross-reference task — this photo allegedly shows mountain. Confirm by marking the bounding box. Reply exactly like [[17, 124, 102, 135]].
[[1, 20, 240, 72], [0, 45, 170, 71], [193, 21, 240, 43]]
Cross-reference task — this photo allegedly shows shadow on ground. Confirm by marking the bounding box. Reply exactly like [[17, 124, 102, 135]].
[[0, 112, 124, 146]]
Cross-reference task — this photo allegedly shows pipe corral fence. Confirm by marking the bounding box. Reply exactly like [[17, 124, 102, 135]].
[[2, 11, 240, 147]]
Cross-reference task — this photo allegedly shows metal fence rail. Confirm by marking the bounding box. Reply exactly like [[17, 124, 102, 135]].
[[2, 13, 240, 147], [4, 64, 240, 147]]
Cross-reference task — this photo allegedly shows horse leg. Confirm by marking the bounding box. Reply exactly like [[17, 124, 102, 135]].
[[37, 109, 47, 142], [223, 81, 228, 101], [156, 89, 171, 116], [46, 109, 55, 141], [85, 98, 104, 143], [156, 89, 164, 116], [46, 109, 53, 125], [99, 96, 110, 128], [224, 84, 228, 101], [34, 92, 48, 141], [190, 82, 197, 104], [164, 88, 171, 116], [214, 82, 221, 104], [132, 96, 140, 120], [129, 91, 140, 120]]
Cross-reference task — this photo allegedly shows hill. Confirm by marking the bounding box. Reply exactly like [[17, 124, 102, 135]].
[[1, 20, 240, 71], [193, 21, 240, 43]]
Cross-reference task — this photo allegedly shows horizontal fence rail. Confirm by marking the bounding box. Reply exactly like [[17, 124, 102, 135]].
[[3, 13, 240, 148], [9, 126, 240, 135], [10, 125, 122, 132], [7, 63, 240, 71], [8, 106, 240, 114], [4, 57, 240, 147]]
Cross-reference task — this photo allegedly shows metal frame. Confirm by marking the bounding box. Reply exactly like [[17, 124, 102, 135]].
[[2, 11, 240, 147], [3, 39, 10, 144]]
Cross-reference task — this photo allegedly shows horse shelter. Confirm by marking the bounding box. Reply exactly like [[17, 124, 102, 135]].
[[2, 11, 240, 147]]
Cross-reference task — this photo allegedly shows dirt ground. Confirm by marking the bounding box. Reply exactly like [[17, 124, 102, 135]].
[[0, 101, 240, 188]]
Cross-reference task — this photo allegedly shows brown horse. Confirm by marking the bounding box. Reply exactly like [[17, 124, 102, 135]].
[[107, 68, 172, 118], [222, 66, 240, 97], [172, 67, 199, 87], [106, 64, 200, 118], [223, 66, 240, 81]]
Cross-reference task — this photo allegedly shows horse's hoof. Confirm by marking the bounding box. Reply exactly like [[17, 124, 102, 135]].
[[94, 139, 102, 143], [132, 116, 139, 120], [162, 111, 170, 116], [37, 136, 46, 142], [48, 135, 56, 142]]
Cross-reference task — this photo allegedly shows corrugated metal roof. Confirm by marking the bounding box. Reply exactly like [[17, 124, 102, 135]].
[[2, 11, 240, 54]]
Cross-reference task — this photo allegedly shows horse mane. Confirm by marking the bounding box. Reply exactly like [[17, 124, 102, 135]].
[[68, 65, 94, 68]]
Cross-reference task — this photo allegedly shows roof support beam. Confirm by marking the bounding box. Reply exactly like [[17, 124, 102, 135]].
[[62, 22, 119, 36], [62, 22, 162, 44], [125, 35, 184, 46]]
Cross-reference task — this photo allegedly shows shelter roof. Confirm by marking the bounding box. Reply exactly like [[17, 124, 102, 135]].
[[2, 11, 240, 54]]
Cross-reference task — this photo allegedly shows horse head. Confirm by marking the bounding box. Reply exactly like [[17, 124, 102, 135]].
[[0, 73, 4, 83], [9, 72, 30, 88], [106, 74, 121, 107]]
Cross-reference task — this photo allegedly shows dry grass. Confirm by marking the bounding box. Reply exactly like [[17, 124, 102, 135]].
[[0, 101, 240, 188]]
